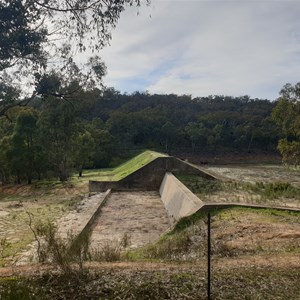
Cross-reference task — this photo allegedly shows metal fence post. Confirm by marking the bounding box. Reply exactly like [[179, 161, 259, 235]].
[[207, 212, 211, 300]]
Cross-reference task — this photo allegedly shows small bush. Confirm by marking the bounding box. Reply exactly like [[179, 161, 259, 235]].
[[30, 220, 91, 273], [90, 240, 121, 262], [176, 175, 222, 195]]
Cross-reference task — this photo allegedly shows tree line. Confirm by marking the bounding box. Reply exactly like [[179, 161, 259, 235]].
[[2, 75, 296, 185]]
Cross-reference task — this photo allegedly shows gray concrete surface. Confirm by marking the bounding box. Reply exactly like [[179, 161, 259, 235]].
[[159, 172, 204, 223], [90, 191, 171, 249]]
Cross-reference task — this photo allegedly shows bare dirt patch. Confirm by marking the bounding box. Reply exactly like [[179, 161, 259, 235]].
[[211, 209, 300, 257], [204, 165, 300, 186]]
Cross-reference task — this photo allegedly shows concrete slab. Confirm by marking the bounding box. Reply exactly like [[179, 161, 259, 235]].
[[90, 191, 171, 249]]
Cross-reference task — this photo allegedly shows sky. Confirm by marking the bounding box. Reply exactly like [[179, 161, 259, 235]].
[[98, 0, 300, 101]]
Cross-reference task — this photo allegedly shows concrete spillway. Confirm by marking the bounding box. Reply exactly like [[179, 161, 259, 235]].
[[90, 191, 171, 249], [159, 172, 204, 223]]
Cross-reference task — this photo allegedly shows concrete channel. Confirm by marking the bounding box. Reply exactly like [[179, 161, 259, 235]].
[[90, 191, 170, 249]]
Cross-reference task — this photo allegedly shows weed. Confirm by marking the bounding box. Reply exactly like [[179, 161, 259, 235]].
[[26, 217, 91, 273], [0, 278, 45, 300], [212, 240, 236, 257], [120, 232, 131, 249], [0, 237, 11, 258], [90, 240, 121, 262]]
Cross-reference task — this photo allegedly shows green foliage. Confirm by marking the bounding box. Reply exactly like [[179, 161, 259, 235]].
[[38, 97, 78, 181], [272, 82, 300, 166], [277, 139, 300, 166], [0, 0, 147, 117], [0, 237, 11, 260], [185, 122, 208, 151], [0, 89, 285, 185], [0, 0, 46, 71], [73, 131, 96, 176], [0, 278, 45, 300], [8, 108, 40, 183], [139, 231, 194, 260]]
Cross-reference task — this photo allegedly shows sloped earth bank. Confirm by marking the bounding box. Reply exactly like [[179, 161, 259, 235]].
[[90, 191, 171, 249]]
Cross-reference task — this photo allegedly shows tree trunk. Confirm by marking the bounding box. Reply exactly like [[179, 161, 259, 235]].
[[247, 134, 254, 153], [27, 171, 32, 184], [192, 141, 196, 152], [17, 173, 21, 184], [59, 160, 69, 181], [59, 174, 68, 182], [1, 171, 7, 185]]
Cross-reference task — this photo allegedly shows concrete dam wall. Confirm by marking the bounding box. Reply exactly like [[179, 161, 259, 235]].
[[89, 156, 215, 192]]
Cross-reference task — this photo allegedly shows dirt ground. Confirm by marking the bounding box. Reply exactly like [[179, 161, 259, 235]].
[[210, 208, 300, 258], [90, 191, 171, 249], [202, 164, 300, 186]]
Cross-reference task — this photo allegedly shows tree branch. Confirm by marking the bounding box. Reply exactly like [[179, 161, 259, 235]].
[[0, 93, 37, 117], [34, 0, 91, 12]]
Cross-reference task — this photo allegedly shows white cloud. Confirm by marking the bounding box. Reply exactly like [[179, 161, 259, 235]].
[[99, 0, 300, 100]]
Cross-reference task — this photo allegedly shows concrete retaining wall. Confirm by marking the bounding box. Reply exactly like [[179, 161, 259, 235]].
[[71, 189, 111, 247], [89, 156, 215, 192], [159, 172, 204, 223]]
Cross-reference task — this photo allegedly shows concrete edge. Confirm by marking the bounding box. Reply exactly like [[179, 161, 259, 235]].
[[198, 202, 300, 213], [72, 189, 112, 247]]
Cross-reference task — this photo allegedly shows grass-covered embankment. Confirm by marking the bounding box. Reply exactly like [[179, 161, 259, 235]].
[[82, 150, 167, 182]]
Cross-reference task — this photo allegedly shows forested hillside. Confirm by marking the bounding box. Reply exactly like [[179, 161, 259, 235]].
[[0, 86, 281, 184]]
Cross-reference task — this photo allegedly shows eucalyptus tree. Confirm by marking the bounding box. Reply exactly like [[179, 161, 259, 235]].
[[272, 83, 300, 166], [7, 108, 39, 184], [38, 96, 77, 181], [0, 0, 150, 117]]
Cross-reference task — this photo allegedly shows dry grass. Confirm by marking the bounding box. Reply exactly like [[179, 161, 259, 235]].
[[0, 262, 299, 299]]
